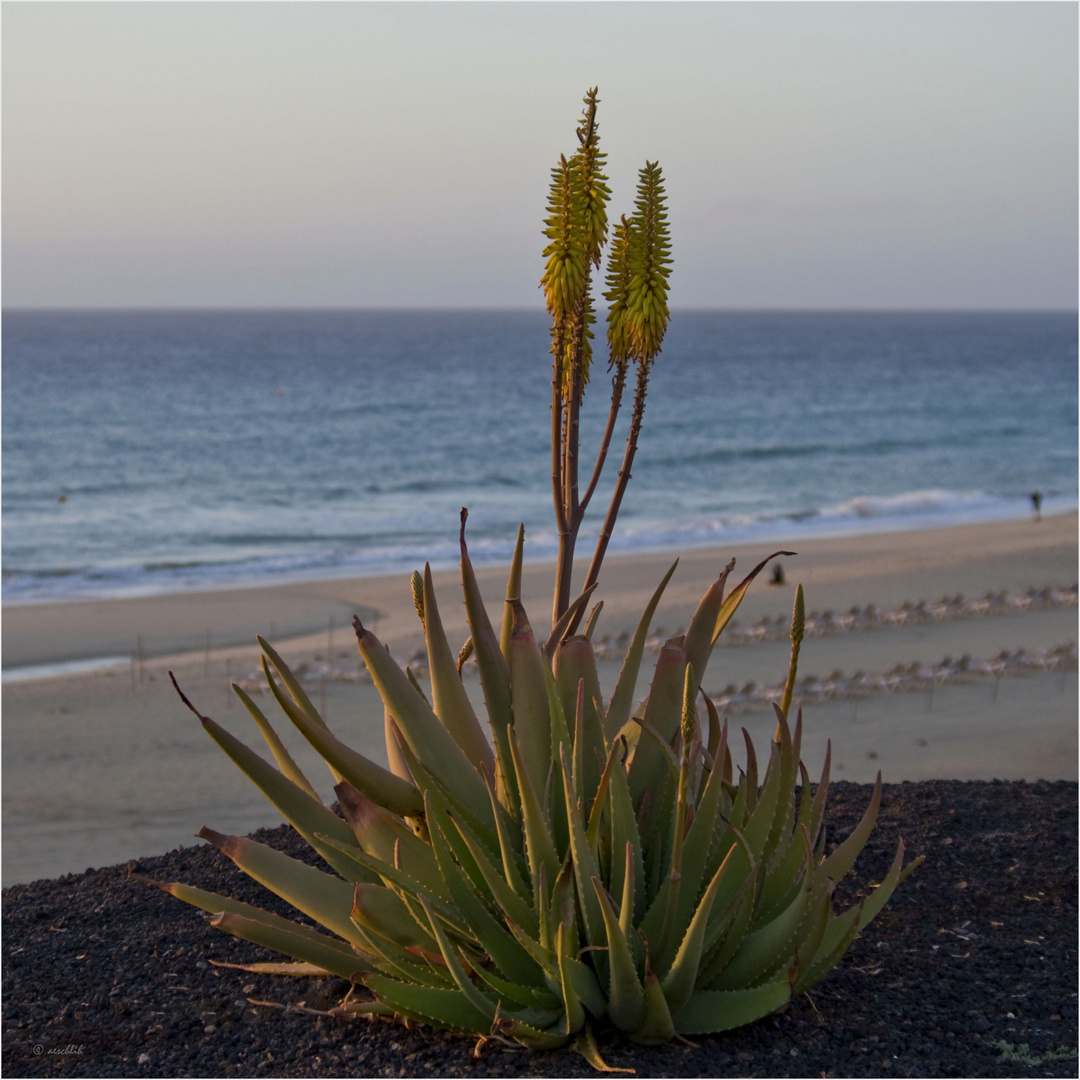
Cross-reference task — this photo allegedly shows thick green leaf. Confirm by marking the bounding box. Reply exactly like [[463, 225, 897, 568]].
[[232, 684, 322, 802], [460, 511, 518, 818], [710, 551, 796, 647], [192, 708, 372, 885], [630, 965, 675, 1045], [487, 782, 530, 898], [583, 600, 604, 641], [499, 523, 526, 660], [150, 878, 355, 957], [637, 664, 698, 971], [627, 639, 686, 861], [672, 982, 790, 1035], [575, 1025, 633, 1073], [788, 880, 833, 991], [426, 794, 544, 986], [336, 783, 446, 899], [756, 762, 815, 925], [211, 959, 330, 977], [605, 559, 678, 738], [554, 637, 607, 807], [508, 599, 554, 802], [660, 843, 740, 1012], [446, 811, 540, 940], [383, 709, 414, 783], [606, 743, 646, 929], [257, 635, 326, 729], [198, 828, 361, 946], [563, 954, 608, 1019], [472, 963, 561, 1010], [741, 741, 783, 861], [797, 839, 921, 994], [818, 772, 882, 887], [314, 831, 473, 941], [709, 829, 813, 991], [398, 750, 503, 863], [682, 558, 735, 693], [697, 857, 759, 985], [355, 618, 495, 831], [591, 877, 646, 1034], [702, 695, 726, 786], [277, 689, 424, 820], [209, 911, 368, 981], [421, 562, 496, 775], [559, 745, 604, 952], [418, 896, 503, 1021], [507, 726, 561, 900], [556, 923, 586, 1035], [363, 972, 492, 1033], [496, 1016, 574, 1050], [765, 707, 798, 865], [544, 660, 573, 856], [809, 740, 832, 852], [671, 718, 730, 935], [349, 918, 455, 988], [351, 882, 438, 950]]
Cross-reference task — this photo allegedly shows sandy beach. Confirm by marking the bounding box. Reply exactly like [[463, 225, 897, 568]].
[[3, 513, 1076, 887]]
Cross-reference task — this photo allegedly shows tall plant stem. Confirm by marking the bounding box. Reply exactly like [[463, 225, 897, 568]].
[[553, 355, 582, 623], [552, 357, 629, 628], [552, 271, 596, 624], [579, 361, 628, 515], [570, 360, 651, 633], [551, 343, 570, 628]]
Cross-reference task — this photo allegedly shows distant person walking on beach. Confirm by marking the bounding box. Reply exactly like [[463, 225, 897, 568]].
[[1030, 491, 1042, 521]]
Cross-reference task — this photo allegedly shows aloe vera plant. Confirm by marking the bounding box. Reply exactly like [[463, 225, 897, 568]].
[[157, 522, 921, 1066], [151, 88, 921, 1068]]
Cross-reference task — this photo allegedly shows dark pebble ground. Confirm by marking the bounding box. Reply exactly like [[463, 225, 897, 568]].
[[3, 780, 1077, 1079]]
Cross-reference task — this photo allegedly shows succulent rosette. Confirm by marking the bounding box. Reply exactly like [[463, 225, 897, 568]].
[[155, 517, 920, 1069]]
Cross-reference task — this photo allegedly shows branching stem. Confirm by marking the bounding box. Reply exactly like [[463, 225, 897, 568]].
[[579, 360, 628, 515], [570, 360, 651, 633]]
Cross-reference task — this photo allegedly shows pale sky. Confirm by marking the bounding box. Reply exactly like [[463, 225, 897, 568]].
[[3, 2, 1076, 309]]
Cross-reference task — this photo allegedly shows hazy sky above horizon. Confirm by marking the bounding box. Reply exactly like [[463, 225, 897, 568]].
[[3, 2, 1076, 310]]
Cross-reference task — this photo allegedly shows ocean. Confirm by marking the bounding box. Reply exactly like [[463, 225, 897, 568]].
[[3, 309, 1077, 611]]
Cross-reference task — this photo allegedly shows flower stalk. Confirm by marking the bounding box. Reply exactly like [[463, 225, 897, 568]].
[[543, 91, 672, 628]]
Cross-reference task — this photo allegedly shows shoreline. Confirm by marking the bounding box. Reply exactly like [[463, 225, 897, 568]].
[[3, 512, 1076, 673], [4, 501, 1075, 615]]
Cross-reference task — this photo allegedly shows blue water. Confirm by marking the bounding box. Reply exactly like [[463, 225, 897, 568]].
[[3, 310, 1076, 605]]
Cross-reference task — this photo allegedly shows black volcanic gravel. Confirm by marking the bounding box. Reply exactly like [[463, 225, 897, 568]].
[[3, 780, 1077, 1078]]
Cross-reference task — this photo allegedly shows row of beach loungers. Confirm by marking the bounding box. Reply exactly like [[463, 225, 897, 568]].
[[234, 584, 1077, 716]]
